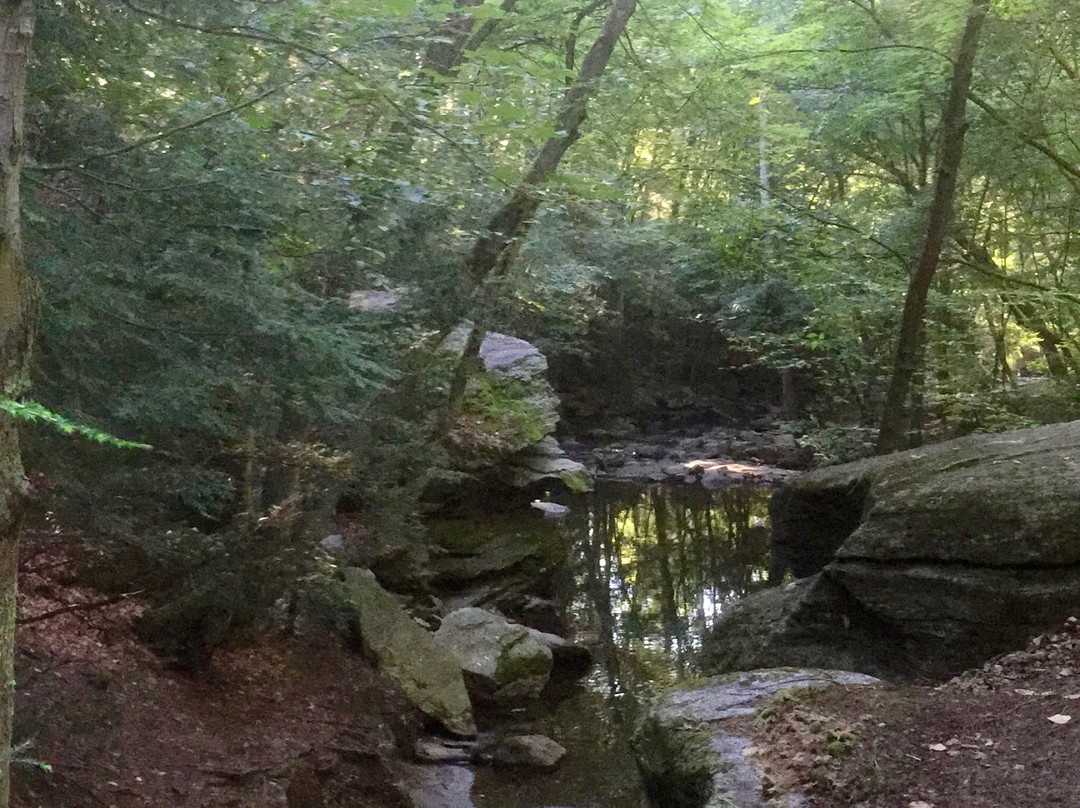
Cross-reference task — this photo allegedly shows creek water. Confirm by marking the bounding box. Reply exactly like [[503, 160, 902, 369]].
[[456, 481, 777, 808]]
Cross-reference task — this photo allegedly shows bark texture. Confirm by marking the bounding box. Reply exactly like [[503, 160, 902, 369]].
[[876, 0, 989, 454], [0, 3, 35, 805]]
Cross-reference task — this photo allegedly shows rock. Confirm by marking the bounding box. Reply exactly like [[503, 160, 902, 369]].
[[529, 499, 571, 518], [319, 533, 345, 554], [479, 734, 567, 770], [634, 669, 881, 808], [713, 421, 1080, 680], [315, 569, 476, 737], [632, 710, 716, 808], [477, 331, 550, 381], [443, 327, 593, 491], [512, 438, 592, 492], [525, 627, 593, 681], [397, 762, 476, 808], [434, 607, 553, 703], [415, 737, 476, 764], [348, 288, 406, 311]]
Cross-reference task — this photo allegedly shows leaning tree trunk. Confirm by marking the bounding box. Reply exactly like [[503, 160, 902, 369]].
[[0, 3, 35, 805], [876, 0, 989, 454], [444, 0, 637, 420]]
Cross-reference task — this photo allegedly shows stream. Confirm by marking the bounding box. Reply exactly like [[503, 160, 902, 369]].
[[424, 481, 777, 808]]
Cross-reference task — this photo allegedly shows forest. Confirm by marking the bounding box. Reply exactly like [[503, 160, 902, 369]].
[[1, 1, 1080, 807]]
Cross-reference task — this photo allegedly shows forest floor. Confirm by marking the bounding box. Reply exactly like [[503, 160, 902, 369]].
[[738, 620, 1080, 807], [10, 518, 1080, 808], [11, 520, 420, 808]]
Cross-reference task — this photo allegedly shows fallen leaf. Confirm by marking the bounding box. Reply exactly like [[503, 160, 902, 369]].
[[1047, 714, 1072, 724]]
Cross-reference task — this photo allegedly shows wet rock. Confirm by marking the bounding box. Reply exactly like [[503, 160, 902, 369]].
[[635, 669, 881, 808], [415, 737, 476, 764], [525, 627, 593, 681], [529, 499, 571, 518], [434, 607, 553, 703], [480, 734, 567, 770], [310, 568, 476, 737], [713, 421, 1080, 680], [511, 437, 592, 492]]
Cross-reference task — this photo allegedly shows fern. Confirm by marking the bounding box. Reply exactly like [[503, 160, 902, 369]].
[[0, 399, 151, 450]]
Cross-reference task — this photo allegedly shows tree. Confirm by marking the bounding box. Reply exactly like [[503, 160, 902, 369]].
[[0, 3, 35, 803], [443, 0, 638, 419], [876, 0, 991, 454]]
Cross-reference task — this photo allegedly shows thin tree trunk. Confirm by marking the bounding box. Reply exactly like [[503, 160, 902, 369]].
[[444, 0, 636, 421], [876, 0, 989, 454], [0, 4, 35, 805]]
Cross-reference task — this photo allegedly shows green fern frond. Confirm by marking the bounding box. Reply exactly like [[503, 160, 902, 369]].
[[0, 399, 152, 450]]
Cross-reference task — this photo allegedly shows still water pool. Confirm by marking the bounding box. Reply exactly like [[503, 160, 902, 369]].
[[464, 481, 776, 808]]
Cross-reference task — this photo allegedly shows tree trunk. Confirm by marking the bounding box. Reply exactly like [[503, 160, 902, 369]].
[[876, 0, 989, 454], [444, 0, 636, 421], [0, 3, 34, 804]]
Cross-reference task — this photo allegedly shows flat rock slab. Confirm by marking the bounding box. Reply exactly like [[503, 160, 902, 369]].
[[664, 668, 881, 723], [399, 763, 477, 808], [640, 669, 880, 808]]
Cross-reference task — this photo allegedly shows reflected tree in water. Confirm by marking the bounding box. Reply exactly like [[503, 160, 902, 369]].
[[571, 483, 772, 679]]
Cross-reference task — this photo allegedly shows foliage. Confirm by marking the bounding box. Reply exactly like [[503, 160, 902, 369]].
[[0, 399, 150, 450], [14, 0, 1080, 658]]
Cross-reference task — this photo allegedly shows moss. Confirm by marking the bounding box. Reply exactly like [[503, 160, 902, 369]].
[[458, 375, 552, 456], [560, 466, 594, 494]]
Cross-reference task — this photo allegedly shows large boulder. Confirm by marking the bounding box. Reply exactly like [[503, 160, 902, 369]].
[[709, 421, 1080, 679], [433, 607, 553, 702], [442, 327, 591, 492], [312, 568, 476, 737]]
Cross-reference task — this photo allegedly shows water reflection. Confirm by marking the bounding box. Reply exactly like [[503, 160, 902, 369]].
[[568, 482, 772, 681], [471, 482, 775, 808]]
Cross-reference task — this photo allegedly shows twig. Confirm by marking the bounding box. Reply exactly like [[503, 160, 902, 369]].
[[18, 591, 143, 626]]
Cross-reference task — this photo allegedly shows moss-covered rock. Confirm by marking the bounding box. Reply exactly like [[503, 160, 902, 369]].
[[305, 568, 476, 737], [433, 607, 553, 703], [713, 421, 1080, 680]]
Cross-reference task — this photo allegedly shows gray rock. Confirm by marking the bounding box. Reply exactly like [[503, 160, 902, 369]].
[[443, 328, 593, 491], [525, 627, 593, 680], [529, 499, 571, 518], [512, 439, 592, 492], [635, 669, 881, 808], [323, 569, 476, 737], [415, 737, 475, 764], [715, 421, 1080, 679], [481, 734, 567, 770], [319, 533, 345, 553], [434, 607, 553, 702], [397, 762, 476, 808], [348, 288, 405, 311]]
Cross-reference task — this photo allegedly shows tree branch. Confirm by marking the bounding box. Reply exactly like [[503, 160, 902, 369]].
[[18, 591, 142, 626]]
